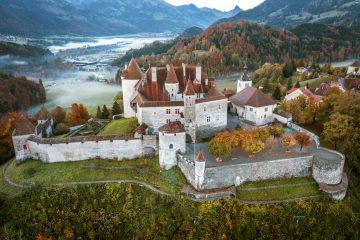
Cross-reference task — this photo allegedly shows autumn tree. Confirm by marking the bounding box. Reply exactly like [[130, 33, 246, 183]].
[[251, 128, 270, 142], [294, 132, 311, 151], [242, 137, 265, 158], [272, 84, 282, 100], [323, 113, 355, 150], [66, 103, 90, 126], [268, 124, 284, 137], [51, 106, 66, 126], [55, 123, 69, 135], [208, 138, 231, 158], [265, 136, 277, 153], [280, 134, 297, 152]]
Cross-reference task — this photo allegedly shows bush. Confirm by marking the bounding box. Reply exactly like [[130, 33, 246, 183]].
[[251, 128, 270, 142], [55, 123, 69, 135], [127, 117, 139, 133], [208, 138, 231, 158], [268, 124, 284, 137]]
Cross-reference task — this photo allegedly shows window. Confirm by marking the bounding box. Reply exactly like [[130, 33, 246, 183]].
[[166, 109, 171, 114], [23, 144, 27, 150], [204, 107, 206, 112], [207, 116, 211, 122], [265, 107, 268, 112], [169, 144, 173, 149], [175, 109, 180, 114], [166, 119, 170, 124]]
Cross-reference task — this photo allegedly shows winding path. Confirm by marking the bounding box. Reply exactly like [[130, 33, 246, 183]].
[[2, 159, 323, 204]]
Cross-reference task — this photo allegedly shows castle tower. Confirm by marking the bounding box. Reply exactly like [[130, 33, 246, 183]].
[[183, 79, 196, 142], [158, 121, 186, 170], [122, 58, 143, 118], [164, 64, 179, 101], [195, 149, 206, 190], [195, 63, 202, 84], [237, 64, 252, 93], [12, 114, 35, 163]]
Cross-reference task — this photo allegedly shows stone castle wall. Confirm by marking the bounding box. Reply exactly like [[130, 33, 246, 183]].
[[177, 153, 196, 187]]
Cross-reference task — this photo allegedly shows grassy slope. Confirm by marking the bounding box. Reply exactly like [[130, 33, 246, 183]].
[[97, 118, 133, 135], [300, 75, 337, 91], [0, 162, 22, 199], [6, 157, 187, 195]]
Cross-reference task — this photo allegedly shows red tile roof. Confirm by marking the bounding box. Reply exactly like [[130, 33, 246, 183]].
[[196, 149, 205, 162], [123, 58, 143, 80], [287, 87, 298, 94], [222, 88, 237, 98], [229, 87, 276, 108], [184, 78, 196, 96], [13, 114, 35, 136], [158, 121, 185, 133], [165, 65, 179, 84]]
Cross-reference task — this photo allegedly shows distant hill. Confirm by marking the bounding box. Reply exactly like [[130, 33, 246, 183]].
[[0, 75, 46, 114], [177, 27, 203, 39], [0, 0, 240, 36], [215, 0, 360, 28], [116, 21, 360, 76], [0, 41, 52, 58]]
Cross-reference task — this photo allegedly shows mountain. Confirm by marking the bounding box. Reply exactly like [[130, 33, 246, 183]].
[[0, 0, 241, 36], [114, 21, 360, 76], [215, 0, 360, 28]]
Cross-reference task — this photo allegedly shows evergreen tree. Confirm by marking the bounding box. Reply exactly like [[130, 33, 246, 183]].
[[96, 106, 102, 119], [112, 101, 122, 115], [102, 105, 110, 119], [287, 78, 293, 90], [39, 79, 43, 86], [272, 85, 282, 100], [295, 81, 301, 88], [306, 82, 310, 89]]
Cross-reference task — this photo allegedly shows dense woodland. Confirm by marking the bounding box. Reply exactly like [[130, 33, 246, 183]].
[[0, 41, 51, 58], [0, 75, 46, 114], [0, 184, 358, 239], [114, 22, 360, 76]]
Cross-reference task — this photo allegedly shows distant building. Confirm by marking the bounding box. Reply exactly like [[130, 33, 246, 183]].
[[347, 61, 360, 76], [314, 81, 345, 96], [285, 86, 322, 103], [229, 87, 277, 126], [121, 59, 228, 140], [338, 78, 360, 93], [34, 106, 54, 138], [237, 65, 252, 93], [296, 67, 310, 74]]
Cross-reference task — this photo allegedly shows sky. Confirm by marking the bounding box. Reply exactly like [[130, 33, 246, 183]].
[[165, 0, 265, 11]]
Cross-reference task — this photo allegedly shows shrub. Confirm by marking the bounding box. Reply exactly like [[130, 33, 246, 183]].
[[208, 138, 231, 158], [55, 123, 69, 135], [127, 117, 139, 134], [251, 128, 270, 142], [268, 124, 284, 137], [280, 134, 297, 152]]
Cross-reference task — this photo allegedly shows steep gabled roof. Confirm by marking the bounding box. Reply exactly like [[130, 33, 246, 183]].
[[123, 58, 143, 80], [13, 114, 35, 136], [158, 121, 185, 133], [196, 149, 205, 162], [229, 87, 275, 108], [184, 79, 196, 96], [165, 65, 179, 84], [34, 106, 51, 120]]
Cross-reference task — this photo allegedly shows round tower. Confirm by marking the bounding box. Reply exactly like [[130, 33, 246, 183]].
[[122, 58, 143, 118], [158, 121, 186, 170], [195, 149, 206, 190], [237, 64, 252, 93]]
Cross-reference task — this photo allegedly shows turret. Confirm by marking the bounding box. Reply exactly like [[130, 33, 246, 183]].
[[122, 58, 143, 118], [183, 79, 196, 142], [195, 63, 202, 84], [195, 149, 206, 190], [158, 121, 186, 170], [237, 64, 252, 93], [164, 64, 179, 101]]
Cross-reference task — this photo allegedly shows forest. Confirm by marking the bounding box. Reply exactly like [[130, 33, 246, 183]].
[[114, 22, 360, 76], [0, 41, 51, 58]]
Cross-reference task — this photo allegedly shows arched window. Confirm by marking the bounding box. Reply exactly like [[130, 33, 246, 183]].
[[169, 144, 173, 149]]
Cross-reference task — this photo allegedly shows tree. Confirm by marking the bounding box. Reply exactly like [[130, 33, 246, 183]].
[[251, 128, 270, 142], [323, 113, 354, 150], [96, 106, 102, 119], [127, 117, 139, 133], [102, 105, 110, 119], [265, 136, 277, 153], [55, 123, 70, 135], [295, 81, 300, 88], [112, 101, 122, 116], [66, 103, 90, 126], [242, 137, 265, 158], [51, 106, 66, 126], [209, 138, 231, 158], [268, 124, 284, 137], [114, 92, 123, 103], [262, 78, 272, 93], [287, 78, 293, 90], [294, 132, 311, 151], [272, 84, 282, 100], [39, 79, 43, 86], [280, 134, 297, 152]]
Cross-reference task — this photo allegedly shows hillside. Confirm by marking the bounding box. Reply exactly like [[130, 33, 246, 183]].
[[0, 0, 240, 36], [215, 0, 360, 28], [0, 41, 52, 58], [114, 22, 360, 76], [0, 75, 46, 114]]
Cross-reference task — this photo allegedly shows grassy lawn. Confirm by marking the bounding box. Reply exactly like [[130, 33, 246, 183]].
[[237, 177, 321, 201], [300, 75, 337, 91], [97, 118, 133, 136], [0, 161, 23, 199], [6, 157, 188, 194]]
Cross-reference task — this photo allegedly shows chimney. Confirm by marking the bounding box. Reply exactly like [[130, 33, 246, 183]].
[[151, 67, 157, 82], [166, 64, 170, 72], [196, 63, 201, 81], [205, 78, 208, 85], [182, 63, 186, 77]]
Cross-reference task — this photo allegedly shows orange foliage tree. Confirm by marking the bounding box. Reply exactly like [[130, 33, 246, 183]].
[[242, 137, 265, 158], [265, 135, 277, 153], [294, 132, 311, 151], [66, 103, 90, 126], [280, 134, 297, 152]]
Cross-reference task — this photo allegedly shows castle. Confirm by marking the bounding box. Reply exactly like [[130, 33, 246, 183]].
[[11, 59, 348, 200]]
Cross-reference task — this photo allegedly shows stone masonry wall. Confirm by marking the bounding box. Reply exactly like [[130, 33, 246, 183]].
[[177, 153, 196, 187], [202, 156, 313, 190]]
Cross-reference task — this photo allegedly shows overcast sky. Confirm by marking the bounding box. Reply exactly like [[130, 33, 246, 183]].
[[165, 0, 265, 11]]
